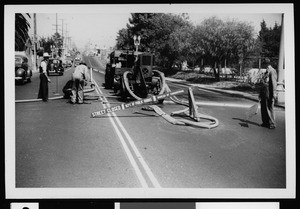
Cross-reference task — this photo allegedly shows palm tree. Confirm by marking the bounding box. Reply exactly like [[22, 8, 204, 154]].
[[15, 13, 31, 51]]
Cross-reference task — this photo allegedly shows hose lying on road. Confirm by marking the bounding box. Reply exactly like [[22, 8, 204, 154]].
[[148, 104, 219, 129], [143, 82, 220, 128]]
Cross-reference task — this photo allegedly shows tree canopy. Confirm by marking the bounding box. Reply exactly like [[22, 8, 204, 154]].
[[258, 19, 282, 68], [15, 13, 31, 51], [115, 13, 282, 79], [116, 13, 193, 68], [39, 32, 63, 57]]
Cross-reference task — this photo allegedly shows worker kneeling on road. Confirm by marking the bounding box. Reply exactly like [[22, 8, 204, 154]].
[[71, 61, 89, 104]]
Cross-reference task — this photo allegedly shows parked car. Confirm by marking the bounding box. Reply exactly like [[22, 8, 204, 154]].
[[47, 58, 64, 76], [15, 53, 32, 84], [65, 59, 73, 67], [74, 60, 80, 67]]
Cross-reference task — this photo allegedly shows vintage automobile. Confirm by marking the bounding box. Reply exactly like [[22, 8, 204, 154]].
[[15, 53, 32, 84], [105, 50, 166, 101], [74, 57, 81, 67], [47, 58, 64, 76], [62, 58, 72, 68], [65, 59, 73, 67]]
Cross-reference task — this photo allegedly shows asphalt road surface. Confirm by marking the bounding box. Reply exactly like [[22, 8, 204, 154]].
[[14, 55, 286, 190]]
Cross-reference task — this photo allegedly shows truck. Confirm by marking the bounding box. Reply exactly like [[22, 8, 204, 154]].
[[105, 50, 166, 101]]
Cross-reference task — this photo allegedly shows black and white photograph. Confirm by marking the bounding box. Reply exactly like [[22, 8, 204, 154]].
[[4, 4, 295, 199]]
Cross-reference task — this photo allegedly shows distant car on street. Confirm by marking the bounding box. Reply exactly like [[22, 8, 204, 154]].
[[47, 58, 64, 76], [15, 53, 32, 84], [74, 57, 81, 67], [62, 59, 72, 68]]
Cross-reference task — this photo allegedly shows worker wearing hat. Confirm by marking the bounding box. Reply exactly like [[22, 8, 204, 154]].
[[38, 52, 51, 102], [70, 61, 89, 104], [258, 58, 278, 129]]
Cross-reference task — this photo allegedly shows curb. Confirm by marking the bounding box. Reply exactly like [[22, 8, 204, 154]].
[[165, 78, 285, 109]]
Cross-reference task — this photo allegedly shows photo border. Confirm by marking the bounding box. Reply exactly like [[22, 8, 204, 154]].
[[4, 3, 295, 199]]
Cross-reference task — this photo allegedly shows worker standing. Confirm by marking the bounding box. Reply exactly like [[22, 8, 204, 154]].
[[70, 61, 89, 104], [258, 58, 278, 129], [37, 52, 51, 102]]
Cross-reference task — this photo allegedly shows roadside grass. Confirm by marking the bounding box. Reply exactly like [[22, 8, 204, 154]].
[[169, 71, 258, 94]]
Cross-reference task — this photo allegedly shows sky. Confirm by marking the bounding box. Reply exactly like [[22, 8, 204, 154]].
[[28, 13, 132, 51], [23, 4, 283, 50]]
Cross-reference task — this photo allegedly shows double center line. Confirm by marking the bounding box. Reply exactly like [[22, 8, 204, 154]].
[[92, 76, 161, 188]]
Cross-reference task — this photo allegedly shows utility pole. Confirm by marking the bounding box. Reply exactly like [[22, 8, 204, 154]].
[[33, 13, 37, 71], [59, 19, 65, 56], [276, 13, 285, 104], [65, 23, 68, 54], [52, 13, 61, 56]]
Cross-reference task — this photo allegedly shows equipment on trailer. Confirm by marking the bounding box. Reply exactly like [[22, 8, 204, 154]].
[[105, 50, 166, 101]]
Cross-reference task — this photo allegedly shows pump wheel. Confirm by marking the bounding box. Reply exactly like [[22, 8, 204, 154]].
[[152, 70, 166, 103]]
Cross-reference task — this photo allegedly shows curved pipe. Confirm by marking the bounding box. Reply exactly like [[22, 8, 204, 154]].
[[152, 69, 167, 95], [150, 104, 219, 129], [123, 71, 140, 100], [123, 70, 167, 101]]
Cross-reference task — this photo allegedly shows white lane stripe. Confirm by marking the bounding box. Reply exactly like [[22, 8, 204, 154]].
[[112, 114, 162, 188], [93, 80, 149, 188], [96, 82, 161, 187], [93, 74, 160, 187], [106, 111, 148, 188]]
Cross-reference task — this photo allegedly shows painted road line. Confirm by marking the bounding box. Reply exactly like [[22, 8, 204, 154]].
[[94, 82, 148, 188], [112, 114, 162, 188], [93, 80, 160, 188]]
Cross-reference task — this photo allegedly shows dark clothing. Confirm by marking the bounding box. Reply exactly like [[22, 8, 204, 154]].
[[62, 80, 74, 99], [38, 73, 49, 101], [259, 66, 277, 128], [260, 96, 275, 127]]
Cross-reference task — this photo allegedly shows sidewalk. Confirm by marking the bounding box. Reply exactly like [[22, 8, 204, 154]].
[[166, 77, 285, 109]]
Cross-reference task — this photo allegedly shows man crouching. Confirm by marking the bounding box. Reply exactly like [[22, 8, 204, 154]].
[[71, 61, 89, 104]]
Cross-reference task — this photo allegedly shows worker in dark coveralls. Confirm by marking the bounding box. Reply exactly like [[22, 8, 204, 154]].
[[70, 61, 89, 104], [259, 58, 278, 129]]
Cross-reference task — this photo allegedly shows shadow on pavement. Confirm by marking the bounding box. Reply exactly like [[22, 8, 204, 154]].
[[232, 117, 260, 128]]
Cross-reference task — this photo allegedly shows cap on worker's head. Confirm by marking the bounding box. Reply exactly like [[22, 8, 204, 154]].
[[43, 52, 50, 57], [265, 58, 271, 64]]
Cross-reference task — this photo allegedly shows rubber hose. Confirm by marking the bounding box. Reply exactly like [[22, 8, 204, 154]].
[[123, 70, 167, 101]]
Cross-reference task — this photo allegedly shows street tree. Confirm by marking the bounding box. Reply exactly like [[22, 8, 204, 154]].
[[115, 28, 131, 50], [15, 13, 31, 51], [193, 16, 255, 81], [169, 23, 195, 68], [39, 37, 55, 54], [257, 20, 282, 68], [38, 32, 63, 57], [116, 13, 193, 69]]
